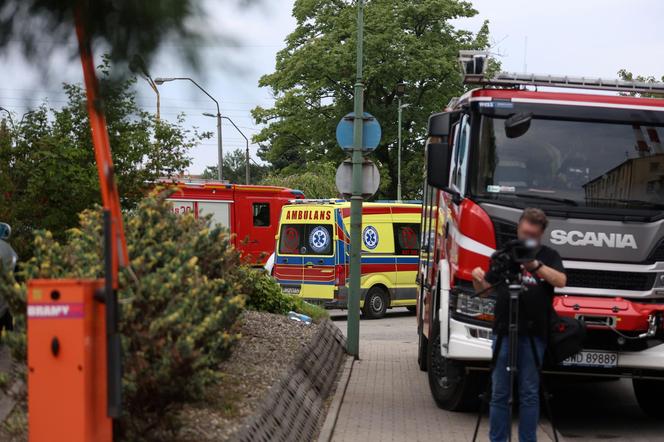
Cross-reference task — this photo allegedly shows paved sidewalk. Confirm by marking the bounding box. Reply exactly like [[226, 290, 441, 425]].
[[331, 339, 554, 442]]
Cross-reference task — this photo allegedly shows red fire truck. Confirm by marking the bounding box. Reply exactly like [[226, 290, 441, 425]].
[[167, 180, 304, 265], [417, 52, 664, 415]]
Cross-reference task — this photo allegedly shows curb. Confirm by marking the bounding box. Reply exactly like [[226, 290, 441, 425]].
[[317, 355, 355, 442], [0, 346, 17, 423], [0, 381, 18, 423], [235, 319, 347, 442]]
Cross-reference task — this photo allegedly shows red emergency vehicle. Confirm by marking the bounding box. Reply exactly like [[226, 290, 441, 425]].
[[417, 52, 664, 415], [167, 180, 304, 265]]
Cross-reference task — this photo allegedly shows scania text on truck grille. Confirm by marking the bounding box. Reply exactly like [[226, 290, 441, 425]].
[[416, 51, 664, 416], [550, 230, 638, 249]]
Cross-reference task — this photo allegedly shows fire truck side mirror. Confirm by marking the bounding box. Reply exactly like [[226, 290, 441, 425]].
[[426, 142, 452, 191], [428, 112, 453, 138], [504, 112, 533, 139]]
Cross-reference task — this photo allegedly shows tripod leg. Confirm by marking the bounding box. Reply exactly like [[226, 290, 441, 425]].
[[473, 334, 504, 442], [528, 335, 559, 442], [506, 287, 521, 442]]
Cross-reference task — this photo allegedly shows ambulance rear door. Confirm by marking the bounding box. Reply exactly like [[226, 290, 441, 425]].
[[298, 207, 336, 301], [360, 207, 397, 298], [274, 209, 305, 295], [391, 207, 421, 305]]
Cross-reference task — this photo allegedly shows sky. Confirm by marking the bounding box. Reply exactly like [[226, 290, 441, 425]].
[[1, 0, 663, 175]]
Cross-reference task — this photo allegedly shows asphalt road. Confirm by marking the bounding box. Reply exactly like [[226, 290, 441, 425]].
[[330, 308, 664, 442]]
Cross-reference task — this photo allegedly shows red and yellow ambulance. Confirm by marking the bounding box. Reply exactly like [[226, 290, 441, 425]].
[[273, 200, 421, 318]]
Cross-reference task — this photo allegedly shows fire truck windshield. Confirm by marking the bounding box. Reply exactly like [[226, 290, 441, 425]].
[[475, 116, 664, 210]]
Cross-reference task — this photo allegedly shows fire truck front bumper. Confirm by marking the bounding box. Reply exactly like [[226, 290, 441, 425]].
[[447, 318, 664, 374]]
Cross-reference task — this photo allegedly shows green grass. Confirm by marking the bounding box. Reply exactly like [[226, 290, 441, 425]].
[[291, 297, 329, 322]]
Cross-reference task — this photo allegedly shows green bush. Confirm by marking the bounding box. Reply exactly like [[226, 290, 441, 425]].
[[242, 267, 328, 321], [0, 190, 247, 441]]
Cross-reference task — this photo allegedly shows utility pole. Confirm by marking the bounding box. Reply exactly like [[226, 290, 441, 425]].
[[347, 0, 364, 359]]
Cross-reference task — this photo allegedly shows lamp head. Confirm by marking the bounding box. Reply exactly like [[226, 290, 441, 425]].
[[395, 82, 406, 97], [153, 77, 174, 85]]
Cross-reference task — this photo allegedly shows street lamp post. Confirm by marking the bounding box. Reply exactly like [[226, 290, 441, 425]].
[[130, 55, 160, 120], [19, 110, 37, 128], [204, 113, 250, 184], [395, 82, 407, 201], [144, 77, 160, 121], [0, 107, 14, 128], [154, 77, 223, 181]]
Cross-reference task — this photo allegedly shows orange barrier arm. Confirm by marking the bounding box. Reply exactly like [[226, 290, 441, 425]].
[[73, 7, 127, 422], [74, 8, 129, 287]]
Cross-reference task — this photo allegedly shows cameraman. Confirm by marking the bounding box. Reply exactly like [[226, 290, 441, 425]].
[[472, 208, 566, 442]]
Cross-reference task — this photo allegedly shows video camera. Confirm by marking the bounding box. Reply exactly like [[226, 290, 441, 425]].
[[485, 239, 540, 285]]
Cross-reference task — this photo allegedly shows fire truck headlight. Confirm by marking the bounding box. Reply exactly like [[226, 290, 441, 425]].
[[654, 273, 664, 287], [455, 293, 496, 323]]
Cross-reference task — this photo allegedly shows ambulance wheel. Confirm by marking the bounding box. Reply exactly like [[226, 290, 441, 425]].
[[362, 286, 388, 319], [633, 379, 664, 417], [406, 306, 417, 314], [427, 321, 481, 411]]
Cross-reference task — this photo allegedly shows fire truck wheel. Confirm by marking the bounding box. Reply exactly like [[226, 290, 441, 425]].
[[362, 286, 388, 319], [633, 378, 664, 417], [427, 321, 481, 411]]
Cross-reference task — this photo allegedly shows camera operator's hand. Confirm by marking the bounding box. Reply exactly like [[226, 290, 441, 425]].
[[523, 260, 541, 272], [522, 260, 567, 288], [472, 267, 491, 295]]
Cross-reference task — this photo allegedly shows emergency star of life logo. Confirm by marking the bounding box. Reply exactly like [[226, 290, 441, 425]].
[[363, 226, 379, 249], [309, 226, 330, 252]]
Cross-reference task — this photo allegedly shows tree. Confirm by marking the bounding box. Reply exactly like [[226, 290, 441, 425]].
[[201, 148, 269, 184], [260, 162, 339, 199], [0, 59, 206, 258], [617, 69, 664, 98], [0, 0, 219, 70], [252, 0, 492, 199]]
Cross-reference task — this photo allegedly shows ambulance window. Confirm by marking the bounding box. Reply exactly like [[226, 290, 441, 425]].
[[394, 223, 420, 255], [279, 225, 305, 254], [305, 225, 333, 255], [253, 203, 270, 227], [278, 224, 334, 255]]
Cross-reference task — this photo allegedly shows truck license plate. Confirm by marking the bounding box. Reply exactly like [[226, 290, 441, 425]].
[[282, 285, 301, 295], [561, 351, 618, 368]]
